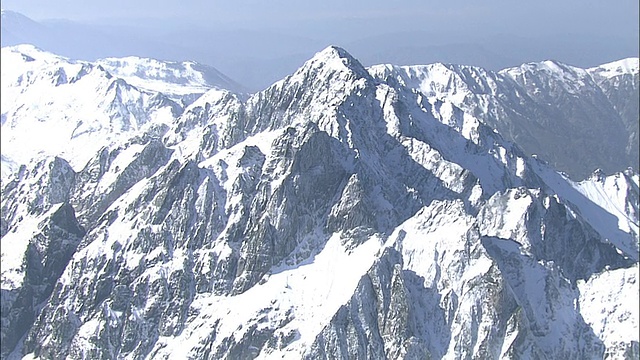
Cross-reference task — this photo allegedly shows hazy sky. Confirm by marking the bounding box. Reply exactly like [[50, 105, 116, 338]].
[[2, 0, 638, 90], [2, 0, 638, 37]]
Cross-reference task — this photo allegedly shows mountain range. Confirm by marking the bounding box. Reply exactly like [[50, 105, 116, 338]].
[[0, 44, 247, 180], [370, 57, 639, 180], [1, 44, 638, 359], [2, 8, 638, 92], [2, 44, 637, 182]]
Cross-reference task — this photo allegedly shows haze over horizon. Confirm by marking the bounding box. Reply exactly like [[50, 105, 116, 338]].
[[1, 1, 638, 90]]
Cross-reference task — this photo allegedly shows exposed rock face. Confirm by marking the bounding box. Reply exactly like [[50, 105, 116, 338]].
[[1, 157, 85, 358], [307, 192, 632, 360], [589, 59, 640, 166], [70, 138, 174, 228], [1, 46, 638, 359]]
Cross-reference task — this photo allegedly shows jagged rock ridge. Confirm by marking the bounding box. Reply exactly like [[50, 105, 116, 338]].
[[369, 57, 639, 180]]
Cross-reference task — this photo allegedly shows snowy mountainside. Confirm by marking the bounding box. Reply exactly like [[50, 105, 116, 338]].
[[369, 57, 639, 180], [96, 56, 248, 106], [0, 155, 19, 184], [588, 58, 640, 164], [1, 46, 638, 359], [573, 169, 639, 238], [578, 264, 639, 358], [0, 44, 181, 181], [589, 58, 640, 80]]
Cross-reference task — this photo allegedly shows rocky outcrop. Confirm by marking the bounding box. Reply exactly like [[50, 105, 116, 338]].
[[1, 157, 84, 358]]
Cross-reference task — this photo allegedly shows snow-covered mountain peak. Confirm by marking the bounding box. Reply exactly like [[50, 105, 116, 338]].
[[294, 45, 371, 82], [499, 59, 589, 85], [2, 44, 71, 67], [97, 56, 202, 84], [1, 45, 99, 109], [368, 56, 639, 181], [1, 45, 108, 92], [537, 59, 574, 73], [235, 45, 377, 142], [368, 62, 501, 104], [312, 45, 359, 64]]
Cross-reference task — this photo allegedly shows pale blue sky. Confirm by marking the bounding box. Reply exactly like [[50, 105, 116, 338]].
[[2, 0, 638, 90], [2, 0, 638, 38]]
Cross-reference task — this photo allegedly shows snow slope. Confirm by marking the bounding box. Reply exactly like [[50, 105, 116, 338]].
[[578, 264, 639, 357], [369, 57, 639, 180], [588, 58, 640, 80], [574, 169, 639, 236], [96, 56, 248, 104], [0, 45, 181, 179]]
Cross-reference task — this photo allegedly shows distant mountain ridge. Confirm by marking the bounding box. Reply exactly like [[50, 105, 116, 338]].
[[2, 43, 637, 182], [370, 57, 639, 179], [96, 56, 249, 105], [0, 44, 182, 176], [2, 8, 638, 92], [0, 44, 245, 182]]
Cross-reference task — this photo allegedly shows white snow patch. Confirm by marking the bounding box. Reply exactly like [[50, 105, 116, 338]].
[[573, 171, 638, 236], [153, 232, 384, 359], [588, 58, 639, 79], [578, 264, 639, 347]]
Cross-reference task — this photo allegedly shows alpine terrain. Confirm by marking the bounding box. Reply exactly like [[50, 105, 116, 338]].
[[1, 45, 638, 359]]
